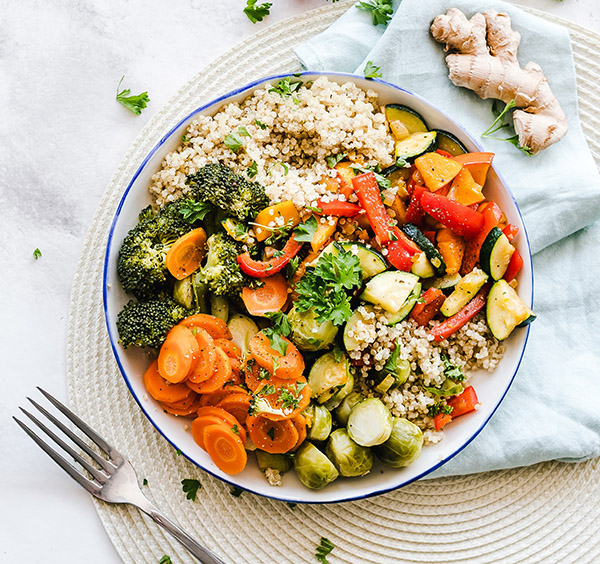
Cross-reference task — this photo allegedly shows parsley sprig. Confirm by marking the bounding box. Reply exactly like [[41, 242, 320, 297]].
[[293, 215, 320, 243], [428, 402, 453, 417], [351, 164, 390, 190], [33, 248, 42, 260], [269, 77, 303, 104], [279, 382, 307, 410], [363, 60, 382, 79], [315, 537, 335, 563], [442, 354, 465, 382], [357, 0, 393, 26], [265, 311, 292, 337], [181, 478, 202, 501], [179, 200, 214, 223], [296, 244, 362, 326], [244, 0, 272, 23], [326, 153, 347, 168], [482, 99, 532, 156], [224, 126, 250, 153], [116, 75, 150, 115]]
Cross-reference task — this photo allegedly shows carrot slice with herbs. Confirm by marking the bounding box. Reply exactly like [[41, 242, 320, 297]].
[[198, 385, 248, 407], [192, 407, 245, 450], [246, 414, 299, 454], [248, 332, 304, 380], [165, 227, 207, 280], [203, 424, 248, 475], [179, 314, 232, 340], [216, 393, 252, 425], [186, 347, 232, 394], [290, 414, 307, 452], [144, 359, 193, 403], [188, 328, 216, 384], [244, 358, 305, 393], [253, 380, 311, 422], [158, 325, 199, 383], [242, 273, 289, 317], [160, 393, 201, 417]]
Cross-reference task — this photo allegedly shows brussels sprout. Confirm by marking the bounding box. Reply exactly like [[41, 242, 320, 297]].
[[326, 429, 373, 477], [307, 404, 333, 442], [335, 391, 365, 426], [210, 294, 229, 322], [288, 306, 338, 351], [374, 417, 423, 468], [227, 314, 259, 355], [173, 276, 194, 309], [293, 442, 339, 490], [308, 352, 348, 402], [192, 273, 210, 313], [347, 397, 393, 447], [255, 451, 292, 474], [321, 364, 354, 410]]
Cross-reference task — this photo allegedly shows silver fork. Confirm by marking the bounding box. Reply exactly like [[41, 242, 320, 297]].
[[14, 387, 226, 564]]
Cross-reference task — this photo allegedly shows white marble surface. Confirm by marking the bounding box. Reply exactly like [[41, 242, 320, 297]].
[[1, 1, 598, 562]]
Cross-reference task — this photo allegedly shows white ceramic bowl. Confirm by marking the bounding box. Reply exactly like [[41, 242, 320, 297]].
[[103, 72, 533, 504]]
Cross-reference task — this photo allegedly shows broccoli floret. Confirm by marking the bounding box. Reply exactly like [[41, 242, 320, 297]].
[[117, 205, 191, 300], [195, 232, 248, 297], [116, 297, 188, 349], [186, 163, 270, 221]]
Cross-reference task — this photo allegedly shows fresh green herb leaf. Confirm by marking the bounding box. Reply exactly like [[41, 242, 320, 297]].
[[230, 486, 244, 497], [442, 354, 465, 382], [428, 402, 453, 417], [279, 382, 307, 410], [326, 152, 347, 168], [383, 340, 401, 373], [116, 75, 150, 115], [305, 205, 323, 214], [482, 99, 532, 155], [257, 366, 272, 381], [315, 537, 335, 563], [268, 162, 289, 176], [266, 427, 275, 440], [269, 77, 302, 99], [351, 164, 391, 190], [265, 311, 292, 337], [247, 161, 258, 178], [238, 126, 250, 137], [159, 556, 173, 564], [232, 424, 240, 435], [293, 215, 319, 243], [250, 217, 295, 246], [262, 327, 289, 355], [395, 156, 410, 168], [357, 0, 393, 26], [179, 199, 214, 223], [176, 449, 182, 456], [255, 118, 268, 129], [142, 478, 148, 486], [286, 256, 300, 282], [33, 248, 42, 260], [224, 128, 249, 153], [257, 383, 277, 396], [181, 478, 202, 501], [181, 134, 190, 144], [363, 60, 382, 79], [244, 0, 272, 23]]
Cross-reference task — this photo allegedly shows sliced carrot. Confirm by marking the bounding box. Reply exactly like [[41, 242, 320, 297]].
[[158, 325, 199, 383], [198, 385, 248, 407], [246, 414, 299, 454], [248, 332, 304, 380], [160, 393, 201, 417], [244, 358, 305, 393], [242, 274, 289, 317], [256, 380, 311, 422], [165, 228, 207, 280], [216, 393, 252, 425], [179, 314, 232, 340], [144, 359, 193, 403], [192, 407, 245, 449], [186, 347, 232, 394], [203, 424, 248, 475], [214, 339, 241, 360], [290, 414, 307, 452], [188, 328, 216, 384]]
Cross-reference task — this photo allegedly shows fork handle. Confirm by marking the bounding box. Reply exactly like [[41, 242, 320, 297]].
[[139, 503, 227, 564]]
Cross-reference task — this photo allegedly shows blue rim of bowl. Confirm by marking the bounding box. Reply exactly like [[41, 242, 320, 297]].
[[102, 70, 533, 504]]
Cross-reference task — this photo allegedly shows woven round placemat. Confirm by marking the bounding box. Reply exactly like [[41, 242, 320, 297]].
[[66, 2, 600, 563]]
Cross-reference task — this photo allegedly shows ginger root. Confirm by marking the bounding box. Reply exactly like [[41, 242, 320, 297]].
[[430, 8, 568, 154]]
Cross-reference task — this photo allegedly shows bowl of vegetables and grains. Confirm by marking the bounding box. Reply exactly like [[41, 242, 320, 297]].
[[104, 69, 535, 502]]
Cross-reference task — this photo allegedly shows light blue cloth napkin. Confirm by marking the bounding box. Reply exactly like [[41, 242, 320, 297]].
[[296, 0, 600, 477]]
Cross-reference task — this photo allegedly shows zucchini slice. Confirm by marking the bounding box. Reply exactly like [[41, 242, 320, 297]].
[[410, 252, 435, 279], [480, 227, 515, 280], [386, 282, 422, 325], [395, 132, 437, 163], [434, 129, 468, 156], [385, 104, 429, 134], [440, 267, 488, 317], [401, 223, 446, 277], [316, 241, 387, 279], [486, 279, 535, 340], [427, 272, 462, 290], [361, 270, 420, 313], [343, 306, 376, 352]]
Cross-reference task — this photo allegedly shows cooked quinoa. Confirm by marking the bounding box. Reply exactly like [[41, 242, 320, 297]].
[[149, 77, 394, 209]]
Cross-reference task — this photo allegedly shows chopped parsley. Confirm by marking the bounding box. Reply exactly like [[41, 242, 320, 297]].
[[279, 382, 307, 410], [265, 311, 292, 337], [357, 0, 393, 26], [176, 449, 182, 456], [33, 248, 42, 260], [181, 478, 202, 501], [315, 537, 335, 563], [181, 134, 190, 144], [232, 424, 240, 435], [428, 402, 453, 417], [363, 60, 382, 79], [179, 199, 213, 223], [255, 118, 268, 129], [230, 486, 244, 497], [442, 355, 465, 382], [383, 339, 401, 373], [286, 256, 300, 282], [257, 366, 272, 381], [268, 162, 289, 176], [262, 328, 289, 356], [293, 215, 320, 243], [326, 152, 347, 168], [247, 161, 258, 178], [257, 383, 276, 396], [269, 77, 302, 103], [224, 128, 250, 153], [350, 163, 391, 190], [116, 75, 150, 115], [244, 0, 272, 23], [159, 556, 173, 564], [142, 478, 148, 486], [482, 99, 532, 156]]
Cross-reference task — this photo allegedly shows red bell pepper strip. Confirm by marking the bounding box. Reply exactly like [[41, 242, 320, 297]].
[[460, 201, 503, 275], [386, 240, 413, 271], [405, 185, 427, 226], [410, 287, 446, 326], [503, 248, 523, 282], [436, 149, 454, 159], [237, 235, 303, 278], [447, 386, 480, 418], [422, 230, 436, 245], [502, 223, 519, 242], [316, 199, 362, 217], [434, 412, 452, 431], [352, 172, 396, 245], [420, 191, 484, 239], [429, 284, 490, 342]]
